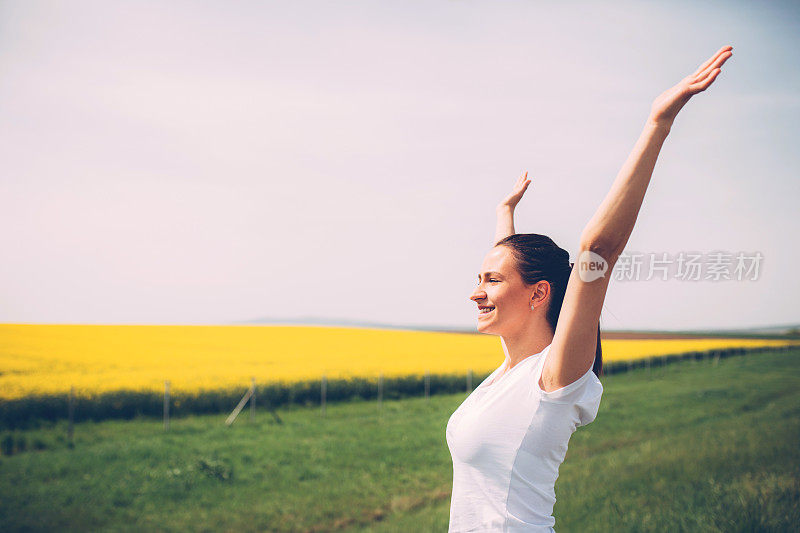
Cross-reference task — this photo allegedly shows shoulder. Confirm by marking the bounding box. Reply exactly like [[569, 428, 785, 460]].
[[534, 350, 602, 405]]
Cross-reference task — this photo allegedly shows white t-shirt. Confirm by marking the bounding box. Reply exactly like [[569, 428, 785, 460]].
[[445, 343, 603, 532]]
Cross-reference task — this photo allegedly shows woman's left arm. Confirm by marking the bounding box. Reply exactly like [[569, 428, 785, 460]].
[[542, 46, 733, 392], [582, 45, 733, 251]]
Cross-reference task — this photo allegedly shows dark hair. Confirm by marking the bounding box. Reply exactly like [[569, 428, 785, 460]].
[[493, 233, 603, 378]]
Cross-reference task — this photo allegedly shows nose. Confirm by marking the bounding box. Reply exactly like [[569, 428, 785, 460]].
[[470, 286, 486, 302]]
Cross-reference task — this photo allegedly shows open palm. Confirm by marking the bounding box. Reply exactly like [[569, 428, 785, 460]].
[[499, 171, 531, 209], [649, 45, 733, 127]]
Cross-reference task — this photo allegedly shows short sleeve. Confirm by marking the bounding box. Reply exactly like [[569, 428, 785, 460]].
[[574, 372, 603, 426], [536, 365, 594, 403], [535, 355, 604, 427]]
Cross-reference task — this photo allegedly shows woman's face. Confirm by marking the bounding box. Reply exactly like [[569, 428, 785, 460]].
[[470, 246, 548, 335]]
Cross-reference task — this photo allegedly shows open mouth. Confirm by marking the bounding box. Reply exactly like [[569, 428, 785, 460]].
[[478, 306, 495, 317]]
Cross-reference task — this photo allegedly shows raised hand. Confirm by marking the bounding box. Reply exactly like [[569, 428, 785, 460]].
[[649, 45, 733, 128], [498, 171, 531, 210], [494, 171, 531, 244]]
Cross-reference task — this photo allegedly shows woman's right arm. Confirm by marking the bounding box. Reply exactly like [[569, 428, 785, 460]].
[[494, 171, 531, 244]]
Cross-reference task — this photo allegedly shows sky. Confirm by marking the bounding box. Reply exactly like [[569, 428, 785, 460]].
[[1, 0, 798, 331]]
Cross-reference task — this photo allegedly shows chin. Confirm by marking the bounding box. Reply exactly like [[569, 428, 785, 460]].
[[476, 320, 494, 334]]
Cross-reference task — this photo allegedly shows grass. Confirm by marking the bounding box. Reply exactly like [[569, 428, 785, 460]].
[[1, 347, 798, 532]]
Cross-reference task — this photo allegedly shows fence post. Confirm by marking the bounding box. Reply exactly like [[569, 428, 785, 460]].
[[164, 380, 170, 431], [467, 369, 473, 393], [250, 377, 256, 422], [646, 356, 651, 379], [425, 370, 430, 401], [68, 385, 74, 445], [378, 373, 383, 414], [321, 374, 327, 417]]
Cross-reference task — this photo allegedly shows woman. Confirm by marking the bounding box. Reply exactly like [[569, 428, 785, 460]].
[[446, 45, 733, 532]]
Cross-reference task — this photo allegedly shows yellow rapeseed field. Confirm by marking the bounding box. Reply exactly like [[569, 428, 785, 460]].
[[0, 324, 797, 400]]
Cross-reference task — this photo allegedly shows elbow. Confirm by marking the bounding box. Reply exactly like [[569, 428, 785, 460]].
[[579, 234, 622, 264]]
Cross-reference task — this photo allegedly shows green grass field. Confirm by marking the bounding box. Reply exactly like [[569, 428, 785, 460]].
[[1, 348, 798, 532]]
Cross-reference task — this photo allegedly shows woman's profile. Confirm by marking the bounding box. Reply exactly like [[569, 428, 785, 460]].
[[445, 45, 733, 532]]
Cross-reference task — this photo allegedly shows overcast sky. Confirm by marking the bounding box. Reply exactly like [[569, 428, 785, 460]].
[[1, 0, 798, 331]]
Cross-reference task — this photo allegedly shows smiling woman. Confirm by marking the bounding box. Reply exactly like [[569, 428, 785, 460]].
[[446, 45, 733, 532], [474, 234, 602, 381]]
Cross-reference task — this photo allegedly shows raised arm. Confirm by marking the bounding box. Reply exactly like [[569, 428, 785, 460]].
[[541, 46, 734, 392], [582, 45, 733, 251], [494, 171, 531, 244]]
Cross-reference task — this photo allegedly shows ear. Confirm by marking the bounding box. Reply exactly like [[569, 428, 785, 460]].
[[530, 280, 551, 307]]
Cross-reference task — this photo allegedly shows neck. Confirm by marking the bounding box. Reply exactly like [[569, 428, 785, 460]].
[[500, 319, 553, 370]]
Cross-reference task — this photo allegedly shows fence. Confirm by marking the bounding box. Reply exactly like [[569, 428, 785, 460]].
[[0, 344, 797, 435]]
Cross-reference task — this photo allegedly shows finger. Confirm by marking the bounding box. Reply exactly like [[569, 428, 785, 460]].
[[690, 46, 732, 77], [695, 50, 732, 83], [693, 51, 732, 82], [694, 62, 720, 85], [690, 46, 733, 77], [689, 68, 721, 93]]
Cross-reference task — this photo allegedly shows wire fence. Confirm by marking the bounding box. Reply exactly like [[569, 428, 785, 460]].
[[1, 344, 797, 442]]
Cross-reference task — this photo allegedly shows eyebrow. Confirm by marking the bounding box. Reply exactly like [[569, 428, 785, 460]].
[[478, 271, 504, 279]]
